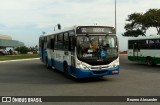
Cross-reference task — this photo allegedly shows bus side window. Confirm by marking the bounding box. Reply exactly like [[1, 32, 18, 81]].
[[133, 41, 140, 51], [47, 36, 51, 49], [57, 34, 63, 49], [148, 39, 155, 49], [64, 33, 69, 50], [136, 42, 140, 51], [50, 39, 54, 50], [128, 40, 134, 49], [139, 40, 143, 49], [44, 37, 47, 49], [145, 40, 149, 49], [54, 35, 58, 49], [155, 39, 160, 49]]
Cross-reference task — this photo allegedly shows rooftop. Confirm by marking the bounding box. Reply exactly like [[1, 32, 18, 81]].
[[0, 34, 12, 40], [0, 34, 24, 47]]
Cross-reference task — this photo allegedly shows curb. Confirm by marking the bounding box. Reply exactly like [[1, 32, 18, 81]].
[[0, 58, 39, 63]]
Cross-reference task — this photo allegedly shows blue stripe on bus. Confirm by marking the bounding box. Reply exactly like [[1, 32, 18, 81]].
[[54, 60, 64, 72]]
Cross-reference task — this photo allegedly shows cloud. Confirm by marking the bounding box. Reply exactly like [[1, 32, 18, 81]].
[[0, 0, 160, 48], [0, 0, 116, 28], [1, 0, 160, 28]]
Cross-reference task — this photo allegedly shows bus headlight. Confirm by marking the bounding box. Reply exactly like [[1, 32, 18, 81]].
[[77, 62, 89, 70], [113, 62, 119, 67], [109, 60, 119, 68]]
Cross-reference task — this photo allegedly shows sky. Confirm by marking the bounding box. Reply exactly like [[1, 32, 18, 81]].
[[0, 0, 160, 51]]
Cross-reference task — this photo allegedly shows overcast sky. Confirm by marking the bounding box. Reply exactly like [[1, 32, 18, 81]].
[[0, 0, 160, 51]]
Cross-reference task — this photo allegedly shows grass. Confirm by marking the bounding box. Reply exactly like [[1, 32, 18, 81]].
[[0, 54, 39, 61]]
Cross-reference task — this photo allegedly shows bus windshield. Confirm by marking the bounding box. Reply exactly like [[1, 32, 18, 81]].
[[77, 35, 118, 61]]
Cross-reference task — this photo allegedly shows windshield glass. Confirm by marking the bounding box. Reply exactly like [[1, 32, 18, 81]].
[[77, 35, 118, 59]]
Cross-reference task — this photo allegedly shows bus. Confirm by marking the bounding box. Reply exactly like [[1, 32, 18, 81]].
[[128, 36, 160, 66], [39, 26, 119, 79]]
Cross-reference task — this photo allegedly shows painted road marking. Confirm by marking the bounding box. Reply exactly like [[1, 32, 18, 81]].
[[0, 58, 39, 63]]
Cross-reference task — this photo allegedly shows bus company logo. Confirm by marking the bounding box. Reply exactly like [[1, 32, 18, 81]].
[[2, 97, 11, 102], [99, 66, 102, 70]]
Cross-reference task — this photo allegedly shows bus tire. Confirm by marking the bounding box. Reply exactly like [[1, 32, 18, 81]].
[[146, 57, 154, 66], [63, 63, 70, 79], [46, 57, 52, 69]]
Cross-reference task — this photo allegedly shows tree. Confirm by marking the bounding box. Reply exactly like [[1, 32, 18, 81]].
[[122, 13, 147, 37], [15, 46, 29, 54], [143, 9, 160, 35], [28, 45, 38, 54], [123, 8, 160, 37]]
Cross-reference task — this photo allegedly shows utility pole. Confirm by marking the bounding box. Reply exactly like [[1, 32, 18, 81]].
[[115, 0, 117, 34]]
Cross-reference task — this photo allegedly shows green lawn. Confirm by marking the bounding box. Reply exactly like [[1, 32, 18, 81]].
[[0, 54, 39, 61]]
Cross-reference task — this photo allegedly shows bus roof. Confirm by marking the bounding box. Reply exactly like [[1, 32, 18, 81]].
[[40, 25, 77, 37], [128, 35, 160, 40], [40, 25, 115, 37]]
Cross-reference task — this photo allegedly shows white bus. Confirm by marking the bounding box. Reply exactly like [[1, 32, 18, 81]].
[[128, 36, 160, 66], [39, 26, 119, 79]]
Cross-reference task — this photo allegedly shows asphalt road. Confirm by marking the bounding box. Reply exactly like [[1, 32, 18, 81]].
[[0, 55, 160, 104]]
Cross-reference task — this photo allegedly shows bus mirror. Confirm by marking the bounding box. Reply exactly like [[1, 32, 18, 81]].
[[58, 24, 61, 30]]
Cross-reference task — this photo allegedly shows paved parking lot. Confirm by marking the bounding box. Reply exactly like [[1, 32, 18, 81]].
[[0, 55, 160, 104]]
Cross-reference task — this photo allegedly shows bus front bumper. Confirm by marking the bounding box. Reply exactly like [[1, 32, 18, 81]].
[[75, 66, 120, 79]]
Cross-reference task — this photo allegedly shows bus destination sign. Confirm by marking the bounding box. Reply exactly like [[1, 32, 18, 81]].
[[76, 26, 115, 34]]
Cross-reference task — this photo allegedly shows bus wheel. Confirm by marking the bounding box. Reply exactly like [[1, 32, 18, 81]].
[[146, 57, 154, 66], [63, 63, 70, 78]]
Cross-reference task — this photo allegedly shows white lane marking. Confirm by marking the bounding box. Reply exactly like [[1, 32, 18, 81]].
[[0, 58, 39, 63]]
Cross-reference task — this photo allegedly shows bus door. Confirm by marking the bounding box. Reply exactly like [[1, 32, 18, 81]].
[[69, 36, 76, 75], [133, 42, 140, 61]]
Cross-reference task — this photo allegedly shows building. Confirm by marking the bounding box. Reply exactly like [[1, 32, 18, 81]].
[[0, 34, 24, 49]]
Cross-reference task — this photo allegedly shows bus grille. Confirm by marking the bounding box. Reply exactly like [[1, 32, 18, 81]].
[[91, 66, 110, 70]]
